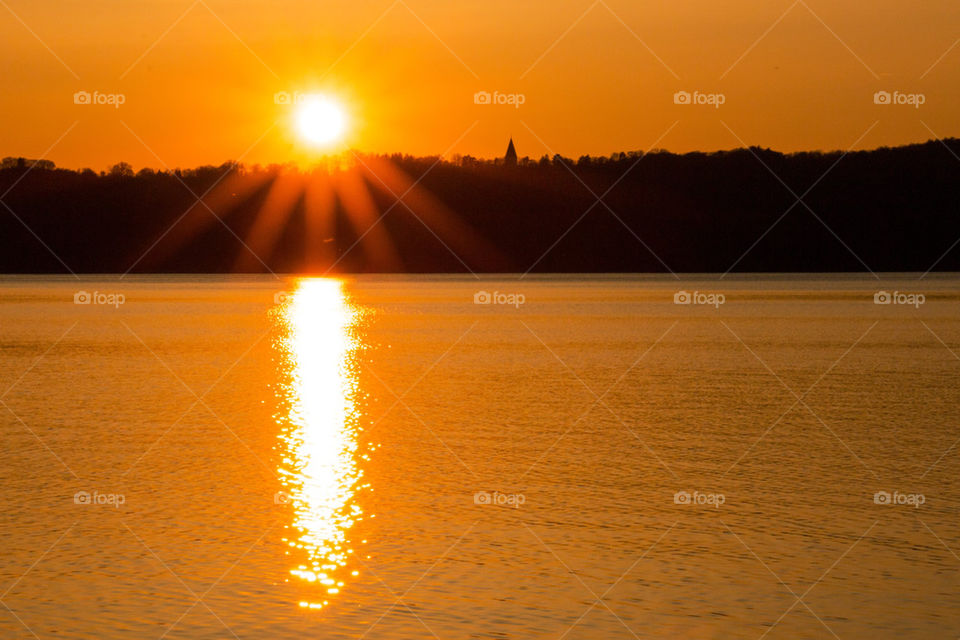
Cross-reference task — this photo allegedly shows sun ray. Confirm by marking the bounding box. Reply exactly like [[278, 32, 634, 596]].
[[302, 171, 338, 272], [332, 168, 402, 272], [360, 156, 506, 270], [235, 173, 304, 271], [139, 169, 273, 270]]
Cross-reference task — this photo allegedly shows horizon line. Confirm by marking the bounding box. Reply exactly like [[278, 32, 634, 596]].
[[2, 134, 957, 174]]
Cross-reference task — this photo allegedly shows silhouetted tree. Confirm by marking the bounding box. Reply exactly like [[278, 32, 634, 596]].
[[109, 162, 134, 177]]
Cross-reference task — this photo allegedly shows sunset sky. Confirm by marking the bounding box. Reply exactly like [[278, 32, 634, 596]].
[[2, 0, 959, 169]]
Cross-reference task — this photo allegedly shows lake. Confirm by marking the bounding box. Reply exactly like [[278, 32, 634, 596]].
[[0, 274, 958, 639]]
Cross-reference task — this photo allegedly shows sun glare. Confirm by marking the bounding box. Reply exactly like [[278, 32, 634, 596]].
[[296, 95, 347, 147], [275, 278, 367, 609]]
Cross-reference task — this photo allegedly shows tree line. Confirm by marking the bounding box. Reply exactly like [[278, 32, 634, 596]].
[[0, 139, 958, 273]]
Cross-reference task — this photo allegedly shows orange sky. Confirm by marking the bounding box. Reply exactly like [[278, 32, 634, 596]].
[[1, 0, 959, 170]]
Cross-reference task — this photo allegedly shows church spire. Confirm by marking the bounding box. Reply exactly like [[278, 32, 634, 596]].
[[504, 138, 518, 166]]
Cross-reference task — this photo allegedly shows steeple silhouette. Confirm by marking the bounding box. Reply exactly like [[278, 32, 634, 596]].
[[504, 138, 517, 166]]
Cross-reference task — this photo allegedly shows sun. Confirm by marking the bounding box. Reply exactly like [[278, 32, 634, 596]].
[[296, 95, 347, 147]]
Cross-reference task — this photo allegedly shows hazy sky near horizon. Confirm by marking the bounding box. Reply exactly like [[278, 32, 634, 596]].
[[1, 0, 959, 169]]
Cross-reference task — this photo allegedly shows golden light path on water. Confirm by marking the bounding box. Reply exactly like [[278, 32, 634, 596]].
[[273, 278, 370, 610]]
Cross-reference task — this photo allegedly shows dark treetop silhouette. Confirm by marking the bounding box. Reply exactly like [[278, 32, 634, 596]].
[[0, 139, 958, 274]]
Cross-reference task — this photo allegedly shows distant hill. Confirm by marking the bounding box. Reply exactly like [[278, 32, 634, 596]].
[[0, 140, 958, 274]]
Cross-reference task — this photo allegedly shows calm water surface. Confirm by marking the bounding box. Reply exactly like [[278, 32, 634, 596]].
[[0, 274, 958, 639]]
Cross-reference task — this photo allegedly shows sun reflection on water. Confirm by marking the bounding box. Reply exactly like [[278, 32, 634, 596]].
[[273, 278, 370, 609]]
